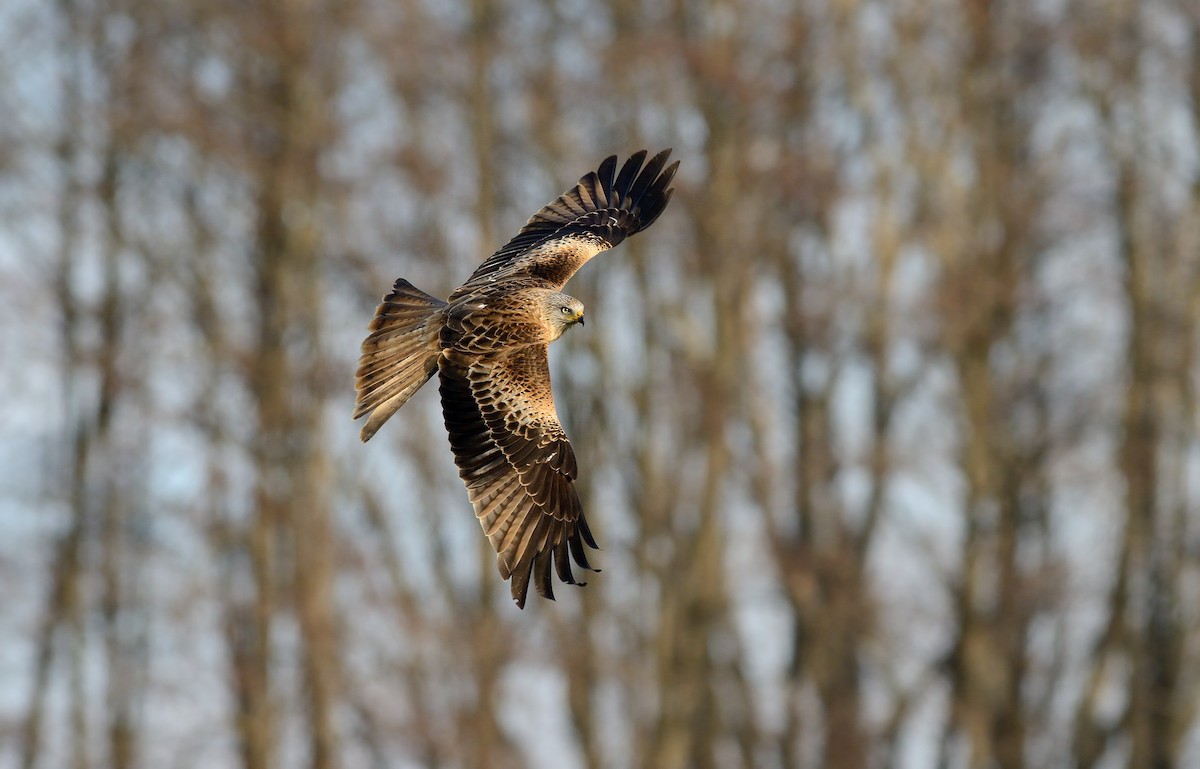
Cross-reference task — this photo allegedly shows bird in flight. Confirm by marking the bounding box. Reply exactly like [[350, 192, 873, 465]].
[[354, 149, 679, 608]]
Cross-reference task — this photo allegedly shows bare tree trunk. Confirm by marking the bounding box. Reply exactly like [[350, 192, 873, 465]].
[[762, 6, 877, 765], [643, 11, 753, 762], [1109, 140, 1191, 769], [97, 138, 138, 769], [1070, 8, 1200, 767], [21, 4, 90, 764]]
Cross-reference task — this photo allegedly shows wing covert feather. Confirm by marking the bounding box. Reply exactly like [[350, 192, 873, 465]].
[[438, 353, 596, 608], [466, 347, 579, 494]]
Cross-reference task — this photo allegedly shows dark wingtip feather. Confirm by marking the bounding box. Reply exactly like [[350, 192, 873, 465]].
[[511, 576, 530, 609], [553, 541, 577, 585], [577, 514, 600, 550], [534, 548, 556, 601], [613, 150, 647, 201], [650, 160, 680, 201], [567, 524, 602, 574], [626, 149, 672, 208], [596, 154, 618, 199], [609, 149, 675, 240], [637, 184, 676, 233]]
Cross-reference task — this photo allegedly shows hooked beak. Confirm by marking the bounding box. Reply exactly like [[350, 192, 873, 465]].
[[577, 314, 585, 327]]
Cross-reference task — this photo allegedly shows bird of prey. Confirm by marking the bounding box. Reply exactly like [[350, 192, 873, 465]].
[[354, 149, 679, 608]]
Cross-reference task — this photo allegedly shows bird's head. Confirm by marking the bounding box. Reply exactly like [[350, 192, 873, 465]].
[[544, 293, 585, 339]]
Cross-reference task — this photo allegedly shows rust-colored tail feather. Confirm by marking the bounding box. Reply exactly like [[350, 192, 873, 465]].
[[354, 279, 446, 441]]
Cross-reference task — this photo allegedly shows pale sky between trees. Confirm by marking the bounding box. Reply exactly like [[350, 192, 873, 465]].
[[1, 1, 1199, 768]]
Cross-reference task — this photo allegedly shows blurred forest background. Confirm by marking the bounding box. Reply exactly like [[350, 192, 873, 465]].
[[2, 0, 1199, 768]]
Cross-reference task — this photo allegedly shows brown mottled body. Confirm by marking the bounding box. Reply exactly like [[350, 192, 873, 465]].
[[443, 286, 582, 353], [354, 150, 678, 607]]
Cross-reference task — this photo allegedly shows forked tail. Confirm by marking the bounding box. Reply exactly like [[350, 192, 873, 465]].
[[354, 279, 446, 441]]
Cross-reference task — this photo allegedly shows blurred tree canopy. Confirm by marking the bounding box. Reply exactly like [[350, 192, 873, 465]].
[[1, 0, 1198, 768]]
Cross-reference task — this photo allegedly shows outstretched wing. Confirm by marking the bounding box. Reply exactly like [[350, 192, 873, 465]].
[[439, 347, 598, 608], [453, 149, 679, 294]]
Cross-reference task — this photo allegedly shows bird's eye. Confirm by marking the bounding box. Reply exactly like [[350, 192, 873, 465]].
[[561, 306, 572, 315]]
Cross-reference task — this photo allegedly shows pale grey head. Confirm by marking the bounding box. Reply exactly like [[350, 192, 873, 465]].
[[541, 291, 585, 340]]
